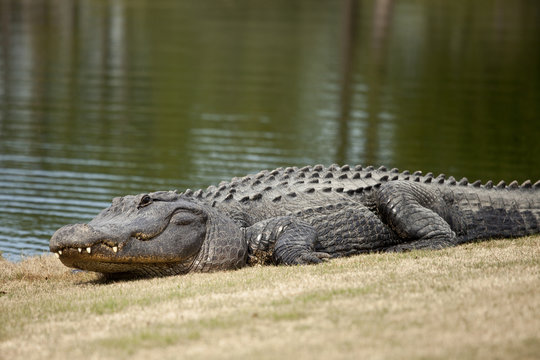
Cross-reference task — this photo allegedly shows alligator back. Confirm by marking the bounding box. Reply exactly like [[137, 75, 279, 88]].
[[184, 164, 540, 243]]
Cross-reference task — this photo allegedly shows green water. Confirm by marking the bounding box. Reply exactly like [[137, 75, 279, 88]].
[[1, 0, 539, 259]]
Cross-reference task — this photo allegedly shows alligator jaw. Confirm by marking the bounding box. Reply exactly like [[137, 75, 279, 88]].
[[49, 220, 169, 264], [53, 242, 193, 276], [49, 221, 190, 273], [53, 241, 120, 259], [50, 223, 121, 258]]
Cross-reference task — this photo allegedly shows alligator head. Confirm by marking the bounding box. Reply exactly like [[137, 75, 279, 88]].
[[49, 191, 247, 277]]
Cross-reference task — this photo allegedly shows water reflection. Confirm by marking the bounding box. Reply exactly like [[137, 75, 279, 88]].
[[0, 0, 539, 259]]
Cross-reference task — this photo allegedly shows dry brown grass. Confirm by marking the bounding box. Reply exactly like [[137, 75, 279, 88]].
[[1, 236, 539, 360]]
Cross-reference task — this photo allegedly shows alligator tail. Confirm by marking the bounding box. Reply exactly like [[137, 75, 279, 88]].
[[455, 181, 540, 243]]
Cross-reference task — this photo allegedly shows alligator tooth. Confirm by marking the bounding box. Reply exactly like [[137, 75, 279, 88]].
[[113, 246, 118, 253], [78, 248, 82, 253], [58, 250, 62, 255], [55, 253, 60, 258], [86, 247, 91, 254]]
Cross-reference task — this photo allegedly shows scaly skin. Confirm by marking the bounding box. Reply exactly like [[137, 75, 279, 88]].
[[50, 164, 540, 278]]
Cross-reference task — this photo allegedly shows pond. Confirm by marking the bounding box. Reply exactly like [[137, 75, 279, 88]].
[[1, 0, 539, 260]]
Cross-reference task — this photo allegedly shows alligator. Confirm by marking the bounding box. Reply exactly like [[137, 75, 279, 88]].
[[50, 165, 540, 278]]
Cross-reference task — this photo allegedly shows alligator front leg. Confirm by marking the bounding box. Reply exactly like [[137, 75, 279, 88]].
[[375, 181, 460, 251], [244, 216, 330, 265]]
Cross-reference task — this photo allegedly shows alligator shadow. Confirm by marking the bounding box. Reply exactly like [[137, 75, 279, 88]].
[[71, 269, 158, 285]]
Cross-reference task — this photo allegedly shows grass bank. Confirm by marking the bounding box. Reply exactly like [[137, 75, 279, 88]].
[[1, 236, 539, 360]]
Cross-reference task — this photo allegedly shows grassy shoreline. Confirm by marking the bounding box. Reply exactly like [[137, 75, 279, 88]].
[[1, 236, 539, 360]]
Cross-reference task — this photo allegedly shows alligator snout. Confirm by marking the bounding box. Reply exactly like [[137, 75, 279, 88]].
[[49, 223, 120, 256]]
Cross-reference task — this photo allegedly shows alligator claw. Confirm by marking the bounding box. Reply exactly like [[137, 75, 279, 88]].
[[314, 252, 331, 261]]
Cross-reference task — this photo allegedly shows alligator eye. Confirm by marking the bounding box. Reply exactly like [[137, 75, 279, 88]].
[[137, 195, 152, 209]]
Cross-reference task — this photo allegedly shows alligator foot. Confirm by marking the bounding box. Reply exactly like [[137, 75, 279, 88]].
[[245, 216, 329, 265]]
